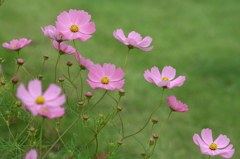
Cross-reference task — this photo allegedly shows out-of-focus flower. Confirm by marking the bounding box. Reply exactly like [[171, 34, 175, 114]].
[[144, 66, 185, 89], [41, 25, 68, 41], [24, 149, 37, 159], [56, 9, 96, 41], [2, 38, 32, 50], [113, 29, 153, 51], [193, 128, 235, 158], [52, 40, 76, 55], [87, 63, 125, 90], [74, 52, 94, 70], [166, 95, 188, 112], [16, 79, 66, 119]]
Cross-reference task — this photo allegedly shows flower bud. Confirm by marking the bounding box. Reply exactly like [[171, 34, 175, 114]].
[[117, 141, 123, 146], [38, 75, 43, 80], [83, 115, 88, 120], [149, 138, 155, 145], [67, 61, 73, 66], [141, 152, 146, 157], [152, 118, 158, 124], [84, 92, 93, 99], [78, 102, 84, 106], [153, 134, 159, 139], [17, 59, 24, 65], [109, 143, 115, 147], [118, 88, 126, 96], [43, 55, 49, 60], [1, 80, 6, 85], [117, 106, 123, 111], [0, 58, 4, 63], [16, 101, 22, 107], [12, 77, 19, 84], [30, 127, 36, 132], [58, 78, 65, 82], [99, 114, 104, 118], [5, 111, 10, 115]]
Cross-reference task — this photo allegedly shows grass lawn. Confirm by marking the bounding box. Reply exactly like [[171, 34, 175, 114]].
[[0, 0, 240, 158]]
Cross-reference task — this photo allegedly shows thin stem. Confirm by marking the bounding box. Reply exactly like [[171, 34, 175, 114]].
[[107, 91, 118, 104], [39, 60, 46, 75], [122, 48, 130, 70], [22, 66, 35, 79], [208, 156, 211, 159], [54, 54, 61, 83], [88, 90, 108, 111], [94, 135, 99, 158], [42, 115, 81, 159], [79, 69, 83, 101], [118, 112, 124, 137], [122, 88, 165, 140], [40, 117, 45, 157]]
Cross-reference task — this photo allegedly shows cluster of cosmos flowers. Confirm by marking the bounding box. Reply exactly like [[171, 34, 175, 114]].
[[2, 9, 235, 159]]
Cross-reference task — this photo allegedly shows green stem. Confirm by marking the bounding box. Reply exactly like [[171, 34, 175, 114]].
[[88, 90, 108, 111], [39, 60, 46, 75], [208, 156, 211, 159], [122, 48, 130, 70], [54, 54, 61, 83], [40, 117, 45, 157]]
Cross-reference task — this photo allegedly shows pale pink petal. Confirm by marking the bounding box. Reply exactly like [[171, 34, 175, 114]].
[[193, 134, 206, 146], [78, 34, 92, 42], [113, 29, 126, 42], [168, 76, 186, 89], [102, 63, 116, 77], [109, 67, 125, 81], [138, 36, 152, 47], [128, 31, 142, 41], [219, 145, 235, 158], [157, 80, 169, 87], [143, 70, 155, 83], [214, 134, 230, 148], [80, 22, 96, 34], [28, 79, 42, 98], [16, 84, 36, 105], [43, 84, 62, 101], [38, 106, 65, 119], [86, 80, 101, 90], [161, 66, 176, 80], [24, 149, 37, 159], [125, 38, 138, 46], [139, 46, 154, 51], [46, 94, 66, 107], [201, 128, 213, 145], [108, 80, 125, 90], [25, 105, 41, 116], [75, 10, 91, 26]]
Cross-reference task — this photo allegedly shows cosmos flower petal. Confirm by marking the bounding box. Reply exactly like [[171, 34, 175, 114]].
[[28, 79, 42, 98], [161, 66, 176, 80], [201, 128, 213, 145], [214, 134, 230, 148], [24, 149, 38, 159]]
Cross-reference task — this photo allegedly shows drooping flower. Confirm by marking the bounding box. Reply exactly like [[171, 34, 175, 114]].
[[16, 79, 66, 119], [41, 25, 68, 41], [2, 38, 32, 51], [56, 9, 96, 41], [113, 29, 153, 51], [74, 52, 94, 70], [193, 128, 235, 158], [24, 149, 37, 159], [166, 95, 188, 112], [52, 40, 76, 55], [87, 63, 125, 90], [144, 66, 185, 89]]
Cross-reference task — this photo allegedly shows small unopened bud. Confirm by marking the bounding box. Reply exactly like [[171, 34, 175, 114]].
[[12, 77, 19, 84], [0, 58, 4, 63], [84, 92, 93, 99], [17, 59, 24, 65], [1, 80, 6, 85], [58, 78, 65, 82], [153, 134, 159, 139], [149, 138, 155, 145], [5, 111, 10, 115], [16, 101, 22, 107], [38, 75, 43, 80], [78, 102, 84, 106], [152, 118, 158, 124], [99, 114, 104, 118], [117, 106, 123, 111], [67, 61, 73, 66], [141, 152, 146, 157], [83, 115, 88, 120], [30, 127, 36, 132], [109, 143, 115, 147], [43, 55, 49, 60], [117, 141, 123, 146], [118, 88, 126, 96]]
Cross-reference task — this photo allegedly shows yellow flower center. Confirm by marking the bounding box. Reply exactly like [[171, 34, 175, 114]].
[[162, 77, 169, 81], [101, 77, 109, 84], [36, 96, 45, 104], [41, 109, 48, 112], [209, 143, 218, 150], [13, 45, 17, 48], [70, 25, 79, 32]]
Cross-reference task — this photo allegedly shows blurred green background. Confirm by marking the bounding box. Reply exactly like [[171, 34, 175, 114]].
[[0, 0, 240, 158]]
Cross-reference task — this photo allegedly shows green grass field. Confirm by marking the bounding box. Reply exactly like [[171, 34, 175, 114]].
[[1, 0, 240, 158]]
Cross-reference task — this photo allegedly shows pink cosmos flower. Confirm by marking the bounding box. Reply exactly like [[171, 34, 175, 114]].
[[74, 52, 94, 70], [87, 63, 125, 90], [41, 25, 69, 41], [144, 66, 185, 89], [16, 79, 66, 119], [52, 40, 76, 55], [113, 29, 153, 51], [166, 95, 188, 112], [2, 38, 32, 50], [193, 128, 235, 158], [56, 9, 96, 41], [24, 149, 37, 159]]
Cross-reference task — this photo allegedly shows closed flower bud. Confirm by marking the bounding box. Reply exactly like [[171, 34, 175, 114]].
[[58, 78, 65, 82], [16, 101, 22, 107], [84, 92, 93, 99], [141, 152, 146, 156], [43, 55, 49, 60], [67, 61, 73, 66], [153, 134, 159, 139], [17, 59, 24, 65], [12, 77, 19, 84], [30, 127, 36, 132], [118, 88, 126, 96], [38, 75, 43, 80], [149, 138, 155, 145], [109, 143, 115, 147], [117, 106, 123, 111], [152, 118, 158, 124], [117, 141, 123, 146], [78, 102, 84, 106], [99, 114, 104, 118], [83, 115, 88, 120], [1, 80, 6, 85]]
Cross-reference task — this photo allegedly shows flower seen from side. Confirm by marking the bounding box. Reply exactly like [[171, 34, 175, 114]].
[[166, 95, 188, 112], [193, 128, 235, 158], [74, 52, 94, 70], [56, 9, 96, 41], [144, 66, 185, 89], [113, 29, 153, 51], [2, 38, 32, 51], [41, 25, 68, 41], [52, 40, 76, 55], [24, 149, 37, 159], [16, 79, 66, 119], [87, 63, 125, 90]]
